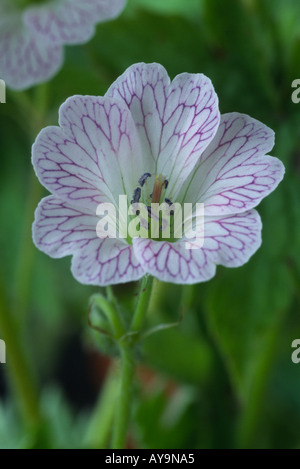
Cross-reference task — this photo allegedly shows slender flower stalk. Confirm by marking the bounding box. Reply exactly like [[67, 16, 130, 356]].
[[112, 345, 135, 449], [131, 276, 154, 334], [111, 276, 153, 449]]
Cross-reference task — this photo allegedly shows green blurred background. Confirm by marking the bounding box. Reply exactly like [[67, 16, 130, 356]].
[[0, 0, 300, 449]]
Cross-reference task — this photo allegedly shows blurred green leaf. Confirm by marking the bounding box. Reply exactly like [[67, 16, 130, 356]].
[[127, 0, 202, 20], [143, 326, 213, 385], [39, 387, 88, 449], [135, 383, 200, 449]]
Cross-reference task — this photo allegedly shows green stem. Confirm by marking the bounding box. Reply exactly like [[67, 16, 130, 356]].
[[111, 345, 135, 449], [106, 286, 125, 337], [111, 275, 153, 449]]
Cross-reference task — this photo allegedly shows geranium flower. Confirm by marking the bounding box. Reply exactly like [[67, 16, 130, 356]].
[[32, 63, 284, 285], [0, 0, 126, 90]]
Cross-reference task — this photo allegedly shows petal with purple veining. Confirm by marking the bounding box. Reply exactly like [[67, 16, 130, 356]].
[[24, 0, 126, 46], [132, 237, 216, 284], [71, 238, 143, 286], [106, 63, 220, 198], [32, 95, 144, 210], [181, 113, 284, 215], [201, 209, 262, 267], [33, 196, 144, 285], [132, 210, 261, 284], [0, 12, 63, 91], [0, 0, 126, 90]]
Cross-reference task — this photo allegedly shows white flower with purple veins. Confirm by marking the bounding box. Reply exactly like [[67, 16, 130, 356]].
[[0, 0, 126, 90], [32, 63, 285, 285]]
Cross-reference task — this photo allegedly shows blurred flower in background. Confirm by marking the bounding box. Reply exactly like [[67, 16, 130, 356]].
[[32, 63, 284, 285], [0, 0, 126, 90]]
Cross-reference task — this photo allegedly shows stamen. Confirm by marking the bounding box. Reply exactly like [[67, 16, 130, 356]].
[[131, 187, 141, 204], [129, 173, 177, 241], [138, 172, 152, 187], [165, 198, 174, 215]]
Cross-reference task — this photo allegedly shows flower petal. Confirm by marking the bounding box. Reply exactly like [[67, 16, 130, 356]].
[[32, 95, 144, 211], [71, 239, 143, 286], [132, 210, 261, 284], [0, 10, 62, 90], [201, 209, 262, 268], [24, 0, 126, 46], [33, 195, 144, 285], [182, 113, 284, 215], [132, 238, 216, 284], [106, 63, 220, 198]]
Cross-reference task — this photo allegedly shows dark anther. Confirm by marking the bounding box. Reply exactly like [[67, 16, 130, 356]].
[[163, 179, 169, 189], [138, 172, 152, 187], [146, 206, 152, 217], [165, 198, 174, 215], [131, 187, 141, 204]]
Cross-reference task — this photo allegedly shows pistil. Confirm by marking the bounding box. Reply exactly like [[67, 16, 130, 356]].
[[151, 175, 168, 204]]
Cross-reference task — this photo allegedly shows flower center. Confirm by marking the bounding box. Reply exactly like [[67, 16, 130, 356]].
[[131, 173, 169, 206], [128, 173, 180, 243]]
